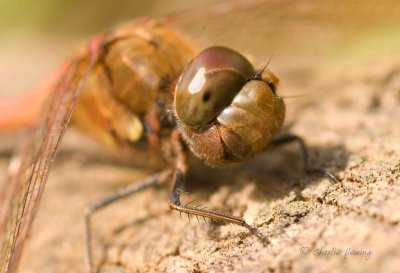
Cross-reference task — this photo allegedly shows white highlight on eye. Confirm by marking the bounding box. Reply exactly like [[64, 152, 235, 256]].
[[188, 67, 206, 94]]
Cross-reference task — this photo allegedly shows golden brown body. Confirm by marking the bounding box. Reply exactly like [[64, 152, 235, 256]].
[[72, 19, 196, 165], [71, 20, 286, 168]]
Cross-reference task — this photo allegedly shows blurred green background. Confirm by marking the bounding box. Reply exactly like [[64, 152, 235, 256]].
[[0, 0, 399, 97], [0, 0, 223, 37], [0, 0, 222, 96]]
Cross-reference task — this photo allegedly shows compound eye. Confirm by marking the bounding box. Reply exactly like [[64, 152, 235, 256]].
[[174, 46, 255, 128]]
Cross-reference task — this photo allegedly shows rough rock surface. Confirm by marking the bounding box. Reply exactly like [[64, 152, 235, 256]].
[[1, 59, 400, 273]]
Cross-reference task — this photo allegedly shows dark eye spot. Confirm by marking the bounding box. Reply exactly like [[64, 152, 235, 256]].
[[202, 91, 211, 102]]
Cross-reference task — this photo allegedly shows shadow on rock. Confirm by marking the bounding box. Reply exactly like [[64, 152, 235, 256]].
[[185, 143, 349, 202]]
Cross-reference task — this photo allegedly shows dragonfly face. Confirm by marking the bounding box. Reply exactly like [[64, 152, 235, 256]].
[[175, 46, 285, 165]]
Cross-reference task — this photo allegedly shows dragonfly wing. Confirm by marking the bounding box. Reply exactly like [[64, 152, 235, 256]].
[[0, 37, 103, 273], [166, 0, 400, 66]]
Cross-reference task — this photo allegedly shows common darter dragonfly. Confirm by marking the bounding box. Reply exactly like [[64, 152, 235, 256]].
[[0, 1, 399, 272]]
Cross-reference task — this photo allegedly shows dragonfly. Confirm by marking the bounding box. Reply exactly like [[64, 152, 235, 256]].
[[0, 1, 399, 272]]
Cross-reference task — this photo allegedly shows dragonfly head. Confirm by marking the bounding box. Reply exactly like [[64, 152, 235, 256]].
[[174, 46, 285, 166]]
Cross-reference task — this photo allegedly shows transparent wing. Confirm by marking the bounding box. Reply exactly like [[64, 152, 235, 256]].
[[167, 0, 400, 67], [0, 38, 102, 273]]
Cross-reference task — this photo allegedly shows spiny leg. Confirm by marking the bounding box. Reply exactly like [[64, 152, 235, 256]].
[[168, 131, 267, 245], [271, 134, 339, 182], [84, 169, 172, 273]]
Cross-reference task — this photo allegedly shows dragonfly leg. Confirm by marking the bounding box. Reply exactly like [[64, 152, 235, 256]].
[[168, 131, 267, 245], [271, 134, 339, 182], [84, 169, 172, 273]]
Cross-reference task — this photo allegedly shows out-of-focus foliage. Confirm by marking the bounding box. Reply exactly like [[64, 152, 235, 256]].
[[0, 0, 399, 96], [0, 0, 221, 36], [0, 0, 221, 96]]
